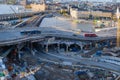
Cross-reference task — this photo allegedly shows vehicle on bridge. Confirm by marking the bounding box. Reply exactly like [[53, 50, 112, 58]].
[[20, 30, 41, 35], [84, 33, 97, 37]]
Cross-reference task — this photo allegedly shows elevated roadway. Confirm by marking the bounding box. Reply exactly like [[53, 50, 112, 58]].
[[0, 27, 116, 46], [0, 35, 45, 46], [11, 14, 49, 28], [43, 33, 116, 42]]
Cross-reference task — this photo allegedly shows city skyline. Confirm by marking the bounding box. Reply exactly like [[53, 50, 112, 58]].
[[52, 0, 120, 2]]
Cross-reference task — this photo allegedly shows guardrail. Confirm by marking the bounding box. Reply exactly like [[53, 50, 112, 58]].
[[38, 54, 120, 74], [99, 56, 120, 66], [42, 33, 116, 42], [0, 31, 116, 46], [33, 15, 46, 27], [0, 35, 45, 46], [12, 14, 47, 28]]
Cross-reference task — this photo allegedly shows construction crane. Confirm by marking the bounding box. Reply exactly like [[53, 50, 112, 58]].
[[117, 19, 120, 47], [10, 6, 22, 22], [116, 7, 120, 47]]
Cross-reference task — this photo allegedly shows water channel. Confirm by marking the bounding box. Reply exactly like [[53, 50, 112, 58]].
[[40, 17, 95, 32]]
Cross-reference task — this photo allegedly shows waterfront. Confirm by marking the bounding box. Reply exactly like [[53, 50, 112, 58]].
[[0, 4, 95, 33], [40, 17, 95, 32]]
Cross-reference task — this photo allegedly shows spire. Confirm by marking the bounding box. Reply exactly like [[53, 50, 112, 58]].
[[41, 0, 46, 4], [116, 7, 120, 19]]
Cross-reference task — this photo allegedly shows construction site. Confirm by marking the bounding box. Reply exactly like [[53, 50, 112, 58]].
[[0, 0, 120, 80]]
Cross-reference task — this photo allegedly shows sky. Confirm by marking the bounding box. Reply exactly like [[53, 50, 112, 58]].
[[52, 0, 120, 2], [25, 0, 120, 3], [82, 0, 111, 1]]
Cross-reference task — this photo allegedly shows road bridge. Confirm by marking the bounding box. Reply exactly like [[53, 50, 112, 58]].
[[11, 14, 49, 28], [0, 28, 116, 47], [25, 14, 47, 27], [44, 33, 116, 42], [0, 35, 45, 46]]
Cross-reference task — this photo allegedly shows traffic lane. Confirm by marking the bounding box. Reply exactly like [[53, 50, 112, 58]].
[[79, 59, 120, 73], [37, 53, 63, 62], [39, 53, 120, 73], [0, 31, 23, 41]]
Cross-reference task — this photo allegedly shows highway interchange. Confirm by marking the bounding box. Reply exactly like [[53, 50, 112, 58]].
[[0, 13, 120, 76]]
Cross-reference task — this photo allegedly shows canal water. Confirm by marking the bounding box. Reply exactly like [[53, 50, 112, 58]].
[[40, 17, 95, 32]]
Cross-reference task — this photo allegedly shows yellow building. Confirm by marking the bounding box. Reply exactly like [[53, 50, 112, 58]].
[[91, 11, 112, 18], [70, 8, 112, 19], [30, 3, 48, 12], [78, 11, 90, 19]]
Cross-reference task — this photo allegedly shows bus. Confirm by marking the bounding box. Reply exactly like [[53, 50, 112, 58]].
[[20, 30, 41, 35]]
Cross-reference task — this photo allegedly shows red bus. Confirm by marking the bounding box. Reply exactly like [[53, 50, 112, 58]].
[[84, 33, 97, 37]]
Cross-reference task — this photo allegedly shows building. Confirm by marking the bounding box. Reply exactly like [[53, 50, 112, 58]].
[[30, 0, 47, 12], [20, 0, 28, 6], [31, 3, 47, 11], [91, 10, 112, 19], [70, 8, 90, 19], [41, 0, 46, 4], [1, 0, 16, 4], [70, 7, 113, 19]]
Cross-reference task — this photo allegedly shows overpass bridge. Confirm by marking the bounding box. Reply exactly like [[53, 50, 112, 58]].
[[12, 14, 47, 28], [44, 33, 116, 42], [0, 27, 116, 47]]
